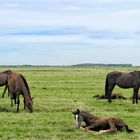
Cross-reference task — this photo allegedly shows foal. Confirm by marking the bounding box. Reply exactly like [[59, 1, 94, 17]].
[[72, 109, 133, 134]]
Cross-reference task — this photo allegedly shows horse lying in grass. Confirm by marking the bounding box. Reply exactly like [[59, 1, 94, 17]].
[[8, 73, 33, 113], [72, 109, 134, 134], [0, 70, 12, 98], [105, 71, 140, 104], [93, 93, 127, 100]]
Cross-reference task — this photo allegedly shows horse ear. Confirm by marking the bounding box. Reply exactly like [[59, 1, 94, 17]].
[[72, 111, 75, 115], [77, 109, 80, 113]]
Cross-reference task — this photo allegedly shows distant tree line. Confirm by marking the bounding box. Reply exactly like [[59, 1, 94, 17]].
[[0, 63, 132, 68], [71, 63, 132, 67]]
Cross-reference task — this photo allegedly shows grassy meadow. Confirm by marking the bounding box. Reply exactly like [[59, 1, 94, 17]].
[[0, 66, 140, 139]]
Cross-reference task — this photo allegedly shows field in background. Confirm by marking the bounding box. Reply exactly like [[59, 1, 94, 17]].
[[0, 66, 140, 139]]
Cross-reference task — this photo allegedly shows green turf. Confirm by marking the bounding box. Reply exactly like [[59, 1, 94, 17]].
[[0, 67, 139, 140]]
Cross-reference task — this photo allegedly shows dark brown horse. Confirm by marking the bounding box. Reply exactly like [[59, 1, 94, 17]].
[[105, 71, 140, 104], [0, 70, 12, 98], [8, 73, 33, 113], [72, 109, 133, 134]]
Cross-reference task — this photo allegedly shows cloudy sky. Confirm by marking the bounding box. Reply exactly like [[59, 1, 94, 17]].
[[0, 0, 140, 65]]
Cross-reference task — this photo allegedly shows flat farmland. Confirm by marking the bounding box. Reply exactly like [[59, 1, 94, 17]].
[[0, 67, 139, 140]]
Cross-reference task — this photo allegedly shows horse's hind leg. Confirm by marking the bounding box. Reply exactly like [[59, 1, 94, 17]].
[[16, 96, 20, 112], [97, 120, 117, 134], [10, 93, 14, 107], [2, 85, 8, 98]]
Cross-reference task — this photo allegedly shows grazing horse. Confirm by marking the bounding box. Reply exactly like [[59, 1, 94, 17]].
[[0, 70, 12, 98], [105, 71, 140, 104], [8, 73, 33, 113], [72, 109, 133, 134]]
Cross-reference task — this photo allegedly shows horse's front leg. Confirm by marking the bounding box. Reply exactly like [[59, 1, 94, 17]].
[[2, 85, 8, 98], [23, 98, 26, 110], [108, 84, 115, 103], [85, 123, 99, 131]]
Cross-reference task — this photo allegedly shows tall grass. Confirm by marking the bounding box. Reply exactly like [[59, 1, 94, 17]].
[[0, 67, 139, 139]]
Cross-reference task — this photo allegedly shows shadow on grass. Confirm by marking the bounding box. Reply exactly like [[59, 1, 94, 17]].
[[0, 107, 11, 112]]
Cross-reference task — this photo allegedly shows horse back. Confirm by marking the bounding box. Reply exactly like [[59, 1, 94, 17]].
[[106, 71, 122, 83], [96, 117, 126, 129], [116, 72, 140, 88], [0, 70, 12, 85], [8, 73, 21, 92]]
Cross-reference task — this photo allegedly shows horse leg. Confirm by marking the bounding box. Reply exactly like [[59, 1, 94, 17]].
[[10, 93, 14, 107], [97, 120, 117, 135], [23, 98, 26, 110], [7, 86, 13, 107], [133, 86, 139, 104], [97, 127, 117, 135], [85, 123, 101, 131], [14, 97, 16, 104], [2, 85, 8, 98], [136, 87, 139, 104], [108, 84, 116, 103], [16, 96, 20, 112]]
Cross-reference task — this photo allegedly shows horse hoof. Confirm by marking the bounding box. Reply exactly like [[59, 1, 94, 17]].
[[108, 100, 112, 103]]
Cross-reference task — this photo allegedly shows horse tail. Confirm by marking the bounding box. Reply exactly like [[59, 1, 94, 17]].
[[20, 74, 31, 97], [125, 125, 134, 133], [105, 74, 109, 97]]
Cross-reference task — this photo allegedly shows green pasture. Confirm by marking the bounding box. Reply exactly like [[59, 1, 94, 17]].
[[0, 66, 140, 140]]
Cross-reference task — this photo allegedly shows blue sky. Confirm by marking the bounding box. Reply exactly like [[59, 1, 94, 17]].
[[0, 0, 140, 65]]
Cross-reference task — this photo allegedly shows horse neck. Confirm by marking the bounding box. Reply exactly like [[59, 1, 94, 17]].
[[0, 73, 9, 85], [82, 112, 99, 125], [20, 79, 32, 102], [23, 87, 31, 100], [138, 71, 140, 79]]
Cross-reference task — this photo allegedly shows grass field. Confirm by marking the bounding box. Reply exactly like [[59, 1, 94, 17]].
[[0, 66, 140, 140]]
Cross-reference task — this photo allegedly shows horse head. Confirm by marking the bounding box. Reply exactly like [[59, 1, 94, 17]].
[[72, 109, 83, 128], [26, 97, 33, 113]]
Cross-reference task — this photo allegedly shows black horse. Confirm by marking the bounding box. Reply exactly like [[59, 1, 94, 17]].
[[0, 70, 12, 98], [105, 71, 140, 104], [72, 109, 133, 134]]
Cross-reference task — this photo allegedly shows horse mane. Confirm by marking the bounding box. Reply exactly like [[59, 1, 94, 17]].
[[2, 70, 12, 74], [81, 111, 96, 119], [81, 111, 100, 122], [19, 74, 31, 98]]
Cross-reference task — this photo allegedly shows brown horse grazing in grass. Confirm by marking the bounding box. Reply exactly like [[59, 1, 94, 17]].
[[72, 109, 134, 134], [105, 71, 140, 104], [8, 73, 33, 113], [93, 93, 127, 100], [0, 70, 12, 98]]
